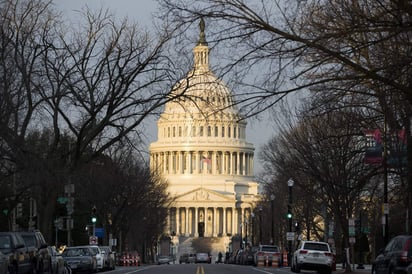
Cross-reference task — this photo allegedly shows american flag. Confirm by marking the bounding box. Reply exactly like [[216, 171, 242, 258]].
[[202, 156, 211, 164]]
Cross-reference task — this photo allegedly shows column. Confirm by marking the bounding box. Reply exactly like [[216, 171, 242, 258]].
[[168, 152, 173, 174], [203, 207, 209, 237], [230, 152, 233, 175], [185, 208, 189, 236], [232, 208, 236, 235], [188, 152, 192, 174], [242, 152, 246, 175], [166, 209, 171, 234], [212, 151, 217, 175], [221, 152, 225, 174], [196, 152, 200, 174], [213, 207, 217, 237], [176, 207, 180, 235], [195, 207, 199, 237], [222, 208, 226, 236], [237, 152, 240, 175], [163, 152, 167, 174]]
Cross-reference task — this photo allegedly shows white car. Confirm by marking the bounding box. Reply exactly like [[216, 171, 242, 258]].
[[291, 241, 333, 274], [89, 245, 105, 271]]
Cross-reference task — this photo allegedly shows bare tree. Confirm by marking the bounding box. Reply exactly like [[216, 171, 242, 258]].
[[260, 107, 379, 256], [159, 0, 412, 235], [0, 0, 177, 241]]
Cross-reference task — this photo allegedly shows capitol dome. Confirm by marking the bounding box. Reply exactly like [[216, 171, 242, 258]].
[[149, 19, 259, 243]]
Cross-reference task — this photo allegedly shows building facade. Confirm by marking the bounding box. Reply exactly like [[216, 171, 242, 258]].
[[149, 20, 260, 243]]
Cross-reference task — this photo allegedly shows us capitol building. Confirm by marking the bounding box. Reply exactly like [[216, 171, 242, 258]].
[[149, 19, 260, 252]]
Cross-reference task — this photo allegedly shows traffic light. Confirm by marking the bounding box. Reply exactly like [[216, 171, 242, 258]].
[[91, 205, 97, 223], [294, 222, 300, 232], [287, 205, 292, 219]]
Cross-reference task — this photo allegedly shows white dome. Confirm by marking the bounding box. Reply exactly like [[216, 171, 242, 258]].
[[164, 69, 239, 117]]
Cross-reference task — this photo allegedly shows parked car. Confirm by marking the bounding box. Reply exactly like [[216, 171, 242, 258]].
[[407, 262, 412, 274], [48, 246, 66, 274], [0, 231, 33, 274], [61, 246, 97, 274], [19, 230, 52, 274], [157, 255, 171, 265], [100, 246, 115, 270], [195, 253, 211, 264], [0, 251, 9, 274], [372, 235, 412, 274], [88, 245, 105, 271], [291, 240, 333, 274], [254, 244, 281, 266], [241, 247, 256, 265], [179, 253, 190, 264]]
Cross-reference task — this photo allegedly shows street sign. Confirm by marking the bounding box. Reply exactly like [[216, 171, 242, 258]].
[[286, 232, 295, 241], [349, 227, 355, 236]]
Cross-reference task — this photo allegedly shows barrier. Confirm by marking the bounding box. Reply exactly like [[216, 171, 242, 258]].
[[121, 255, 127, 266], [257, 255, 265, 267], [283, 252, 288, 267], [272, 255, 279, 268], [134, 255, 139, 267]]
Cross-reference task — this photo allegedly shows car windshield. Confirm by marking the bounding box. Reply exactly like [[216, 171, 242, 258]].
[[22, 236, 36, 247], [261, 246, 279, 252], [303, 243, 329, 251], [0, 236, 11, 250], [63, 248, 91, 256]]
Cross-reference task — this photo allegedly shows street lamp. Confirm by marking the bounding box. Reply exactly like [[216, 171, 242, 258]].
[[259, 206, 263, 245], [287, 178, 294, 266], [91, 205, 97, 237], [270, 194, 275, 244]]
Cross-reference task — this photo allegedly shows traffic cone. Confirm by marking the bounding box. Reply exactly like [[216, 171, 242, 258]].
[[283, 251, 288, 267]]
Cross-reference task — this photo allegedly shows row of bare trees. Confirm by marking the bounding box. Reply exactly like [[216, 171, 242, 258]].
[[0, 0, 180, 259], [159, 0, 412, 263]]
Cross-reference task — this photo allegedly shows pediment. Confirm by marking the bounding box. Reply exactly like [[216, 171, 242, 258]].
[[175, 188, 234, 203]]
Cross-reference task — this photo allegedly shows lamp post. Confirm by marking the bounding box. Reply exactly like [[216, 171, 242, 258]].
[[270, 194, 275, 244], [259, 206, 263, 245], [91, 205, 97, 237], [287, 178, 294, 266]]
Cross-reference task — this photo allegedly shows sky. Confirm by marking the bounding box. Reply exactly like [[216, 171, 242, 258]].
[[52, 0, 275, 175]]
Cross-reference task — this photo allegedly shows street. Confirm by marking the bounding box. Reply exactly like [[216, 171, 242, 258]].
[[105, 264, 372, 274], [109, 264, 292, 274]]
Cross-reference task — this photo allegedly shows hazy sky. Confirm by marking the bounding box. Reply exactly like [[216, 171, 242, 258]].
[[52, 0, 274, 174]]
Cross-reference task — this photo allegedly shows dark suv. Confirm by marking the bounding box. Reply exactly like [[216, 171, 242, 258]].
[[18, 231, 52, 274], [372, 235, 412, 274], [0, 231, 33, 274]]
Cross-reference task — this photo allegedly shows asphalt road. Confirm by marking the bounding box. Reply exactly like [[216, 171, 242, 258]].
[[104, 263, 372, 274], [109, 264, 300, 274]]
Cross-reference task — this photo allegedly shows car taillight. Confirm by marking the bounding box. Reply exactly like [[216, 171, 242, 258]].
[[299, 250, 308, 254], [324, 252, 333, 257], [401, 240, 411, 262], [257, 252, 264, 256]]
